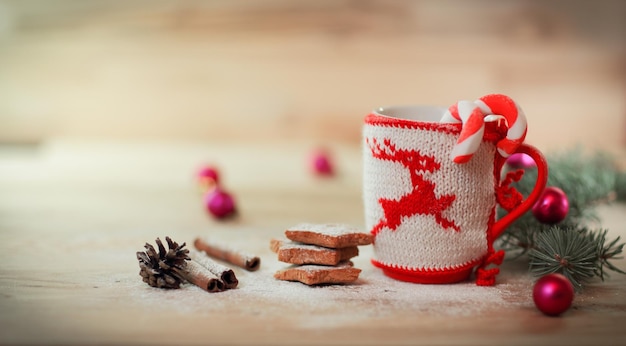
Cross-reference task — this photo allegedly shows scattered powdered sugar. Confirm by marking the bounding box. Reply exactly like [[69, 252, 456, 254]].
[[127, 245, 530, 330], [188, 249, 231, 276], [286, 223, 365, 237]]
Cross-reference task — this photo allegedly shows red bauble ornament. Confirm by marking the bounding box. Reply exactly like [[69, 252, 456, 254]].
[[310, 148, 334, 176], [532, 186, 569, 224], [506, 153, 536, 169], [197, 166, 219, 192], [533, 273, 574, 316], [205, 188, 236, 219]]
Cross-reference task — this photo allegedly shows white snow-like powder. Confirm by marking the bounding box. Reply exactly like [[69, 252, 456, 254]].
[[286, 223, 365, 237], [126, 244, 530, 330]]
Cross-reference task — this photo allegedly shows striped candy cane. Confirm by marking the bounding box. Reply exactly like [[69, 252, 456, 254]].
[[441, 94, 528, 163]]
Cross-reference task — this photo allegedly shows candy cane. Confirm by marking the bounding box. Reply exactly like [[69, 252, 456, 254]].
[[441, 94, 527, 163], [477, 94, 527, 158], [441, 100, 486, 164]]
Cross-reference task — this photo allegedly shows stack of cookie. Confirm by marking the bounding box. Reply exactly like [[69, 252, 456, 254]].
[[271, 223, 373, 285]]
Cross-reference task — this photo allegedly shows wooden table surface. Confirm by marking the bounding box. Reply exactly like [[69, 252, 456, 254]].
[[1, 140, 625, 345]]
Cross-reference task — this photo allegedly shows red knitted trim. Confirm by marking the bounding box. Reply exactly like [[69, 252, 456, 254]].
[[474, 170, 505, 286], [496, 169, 525, 212], [475, 249, 505, 286], [365, 113, 462, 134], [372, 259, 480, 284], [364, 113, 506, 143]]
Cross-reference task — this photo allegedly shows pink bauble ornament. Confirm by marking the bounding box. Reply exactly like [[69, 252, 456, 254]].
[[532, 186, 569, 224], [533, 273, 574, 316], [506, 153, 536, 169], [205, 188, 236, 219], [197, 165, 219, 192], [310, 148, 334, 176]]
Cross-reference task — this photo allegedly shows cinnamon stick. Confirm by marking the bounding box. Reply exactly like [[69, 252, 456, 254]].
[[189, 250, 239, 289], [194, 237, 261, 271], [172, 260, 225, 292]]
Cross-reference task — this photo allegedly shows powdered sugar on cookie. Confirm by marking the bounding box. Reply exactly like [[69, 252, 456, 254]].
[[285, 223, 373, 248]]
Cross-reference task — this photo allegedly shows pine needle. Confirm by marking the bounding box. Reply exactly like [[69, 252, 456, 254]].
[[588, 229, 626, 280]]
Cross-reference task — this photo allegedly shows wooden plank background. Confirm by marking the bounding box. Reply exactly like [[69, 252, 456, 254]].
[[0, 0, 625, 151]]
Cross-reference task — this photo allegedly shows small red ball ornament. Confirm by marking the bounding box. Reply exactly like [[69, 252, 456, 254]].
[[506, 153, 536, 169], [205, 188, 236, 219], [197, 166, 219, 192], [533, 273, 574, 316], [532, 186, 569, 224], [310, 148, 334, 176]]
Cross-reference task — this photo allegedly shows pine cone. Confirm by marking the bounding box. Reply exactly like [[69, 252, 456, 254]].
[[136, 237, 190, 289]]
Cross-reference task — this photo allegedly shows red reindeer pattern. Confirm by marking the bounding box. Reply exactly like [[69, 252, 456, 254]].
[[368, 138, 461, 236]]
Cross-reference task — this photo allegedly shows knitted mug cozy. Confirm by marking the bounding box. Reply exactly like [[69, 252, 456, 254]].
[[362, 106, 547, 286]]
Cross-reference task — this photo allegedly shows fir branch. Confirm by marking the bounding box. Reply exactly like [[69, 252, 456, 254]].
[[498, 148, 626, 288], [587, 229, 626, 280], [527, 226, 626, 289], [528, 227, 597, 289]]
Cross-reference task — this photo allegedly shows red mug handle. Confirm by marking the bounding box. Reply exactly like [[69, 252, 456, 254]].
[[491, 144, 548, 239]]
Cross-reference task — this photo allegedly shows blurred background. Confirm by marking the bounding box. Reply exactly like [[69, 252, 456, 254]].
[[0, 0, 624, 151]]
